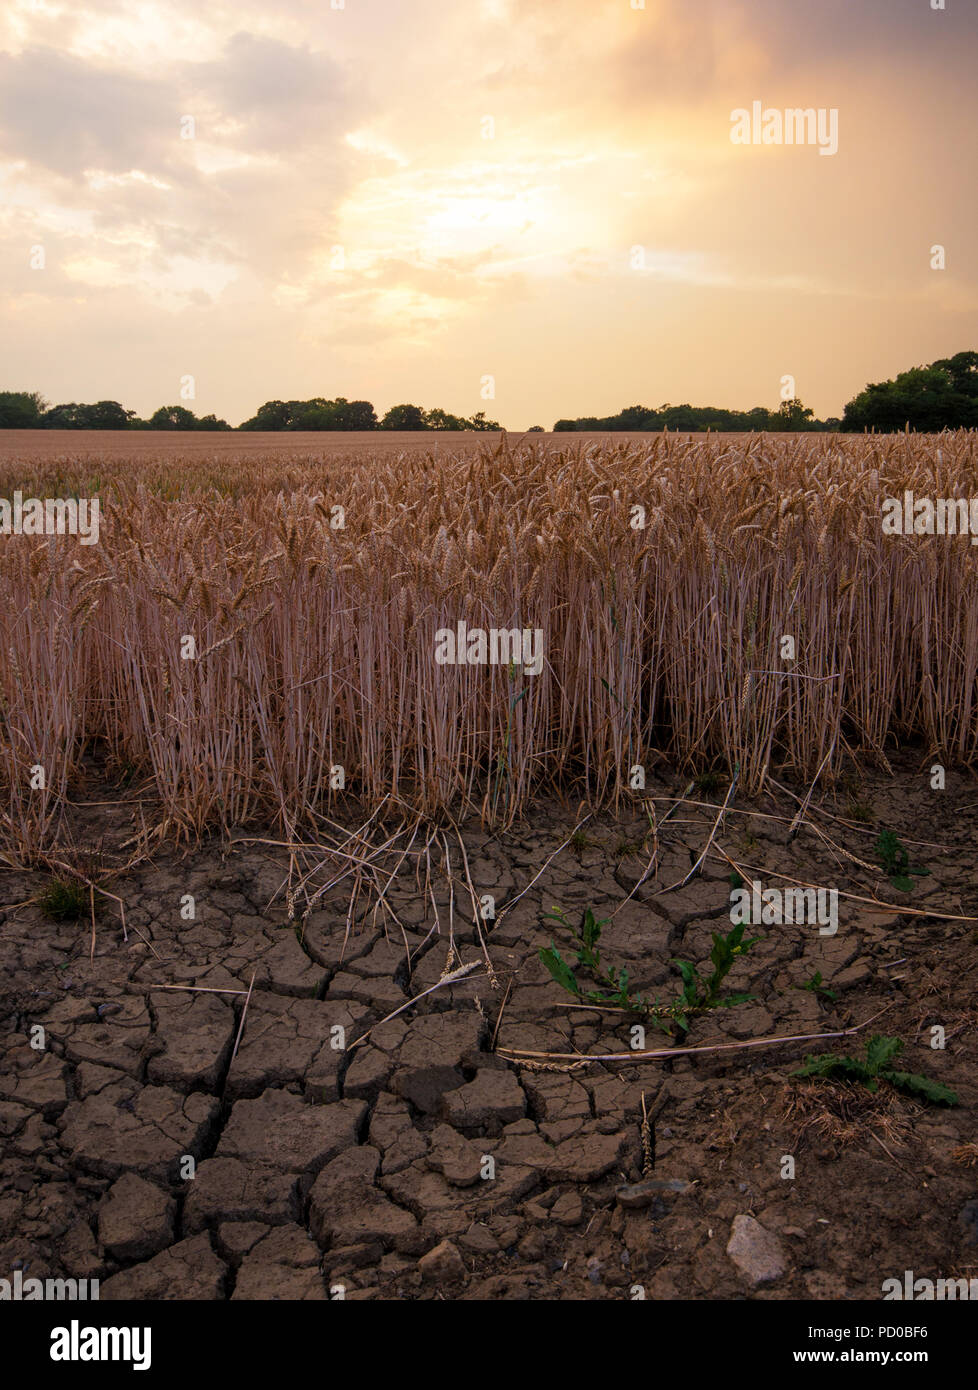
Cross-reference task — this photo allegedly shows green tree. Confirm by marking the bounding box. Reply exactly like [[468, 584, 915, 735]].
[[0, 390, 46, 427], [466, 410, 502, 431], [149, 405, 199, 430], [380, 403, 428, 430], [426, 407, 467, 430], [42, 403, 87, 428], [86, 400, 132, 429], [843, 353, 978, 431], [777, 398, 816, 431], [239, 400, 292, 430]]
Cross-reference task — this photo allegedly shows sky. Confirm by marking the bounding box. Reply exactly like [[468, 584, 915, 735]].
[[0, 0, 976, 428]]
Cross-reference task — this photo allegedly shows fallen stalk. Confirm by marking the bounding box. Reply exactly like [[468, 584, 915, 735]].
[[348, 959, 482, 1050], [498, 1006, 892, 1068]]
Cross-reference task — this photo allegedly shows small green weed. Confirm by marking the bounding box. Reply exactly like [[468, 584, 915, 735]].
[[38, 878, 90, 922], [539, 905, 759, 1036], [799, 970, 837, 1003], [792, 1035, 957, 1105], [874, 830, 929, 893]]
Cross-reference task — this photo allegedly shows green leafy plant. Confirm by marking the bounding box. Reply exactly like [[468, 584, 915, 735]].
[[539, 906, 759, 1035], [38, 878, 90, 922], [799, 970, 837, 1003], [792, 1035, 958, 1105], [874, 830, 929, 893], [669, 921, 759, 1031], [539, 907, 635, 1010]]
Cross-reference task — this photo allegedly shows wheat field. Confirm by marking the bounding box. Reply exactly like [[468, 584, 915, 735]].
[[2, 430, 977, 859]]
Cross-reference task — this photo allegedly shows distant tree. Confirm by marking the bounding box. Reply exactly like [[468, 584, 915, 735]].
[[289, 399, 333, 430], [932, 349, 978, 397], [426, 407, 467, 431], [776, 398, 816, 431], [466, 411, 502, 431], [149, 405, 199, 430], [745, 406, 775, 431], [42, 402, 87, 428], [196, 413, 232, 431], [0, 390, 46, 427], [661, 404, 699, 431], [239, 400, 292, 431], [615, 404, 658, 430], [381, 403, 428, 430], [527, 425, 545, 432], [843, 352, 978, 431], [552, 419, 578, 432], [85, 400, 132, 429], [240, 397, 377, 431], [335, 398, 377, 430]]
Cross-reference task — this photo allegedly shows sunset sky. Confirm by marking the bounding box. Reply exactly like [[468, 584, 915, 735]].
[[0, 0, 976, 427]]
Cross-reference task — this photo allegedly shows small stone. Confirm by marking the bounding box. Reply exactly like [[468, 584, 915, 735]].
[[517, 1229, 546, 1261], [616, 1178, 693, 1209], [459, 1224, 499, 1255], [726, 1214, 788, 1285], [418, 1239, 466, 1283]]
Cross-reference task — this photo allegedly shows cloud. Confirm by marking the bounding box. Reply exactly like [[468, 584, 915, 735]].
[[0, 0, 974, 426], [0, 46, 172, 178]]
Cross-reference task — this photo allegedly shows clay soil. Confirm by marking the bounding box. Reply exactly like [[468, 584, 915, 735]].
[[2, 756, 977, 1301]]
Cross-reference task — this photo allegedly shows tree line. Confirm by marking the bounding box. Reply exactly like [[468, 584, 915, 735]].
[[0, 393, 502, 433], [553, 352, 978, 433], [1, 353, 975, 431]]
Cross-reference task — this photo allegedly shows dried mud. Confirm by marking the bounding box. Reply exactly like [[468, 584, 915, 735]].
[[2, 757, 977, 1301]]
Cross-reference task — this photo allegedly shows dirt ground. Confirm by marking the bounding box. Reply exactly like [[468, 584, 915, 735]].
[[2, 754, 977, 1301]]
